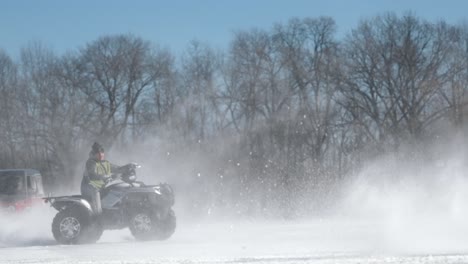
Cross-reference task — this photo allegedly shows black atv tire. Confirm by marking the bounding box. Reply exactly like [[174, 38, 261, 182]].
[[52, 207, 99, 244], [129, 209, 176, 241], [154, 209, 176, 240], [85, 223, 104, 243]]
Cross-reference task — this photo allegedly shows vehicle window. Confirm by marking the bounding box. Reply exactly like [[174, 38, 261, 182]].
[[34, 176, 44, 195], [0, 171, 25, 195], [27, 176, 37, 193]]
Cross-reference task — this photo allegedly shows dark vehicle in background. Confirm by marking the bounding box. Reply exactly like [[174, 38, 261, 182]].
[[0, 169, 45, 213], [44, 163, 176, 244]]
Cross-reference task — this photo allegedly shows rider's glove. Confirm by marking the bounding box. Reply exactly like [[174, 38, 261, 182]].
[[104, 175, 113, 184]]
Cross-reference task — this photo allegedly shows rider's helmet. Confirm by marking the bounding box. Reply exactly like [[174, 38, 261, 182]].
[[91, 142, 104, 153], [91, 142, 105, 160]]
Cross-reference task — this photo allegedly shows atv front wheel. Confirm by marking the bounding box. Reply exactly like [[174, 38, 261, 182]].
[[85, 223, 104, 243], [129, 209, 176, 241], [154, 209, 176, 240], [129, 210, 154, 240]]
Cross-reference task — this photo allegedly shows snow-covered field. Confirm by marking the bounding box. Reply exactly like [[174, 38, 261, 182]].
[[3, 153, 468, 264], [2, 206, 468, 264]]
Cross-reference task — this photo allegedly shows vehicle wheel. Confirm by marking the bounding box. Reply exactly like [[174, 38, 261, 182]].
[[154, 209, 176, 240], [129, 209, 176, 241], [84, 223, 104, 243], [129, 210, 154, 241], [51, 207, 96, 244]]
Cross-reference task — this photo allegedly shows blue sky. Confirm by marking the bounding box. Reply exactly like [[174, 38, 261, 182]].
[[1, 0, 467, 57]]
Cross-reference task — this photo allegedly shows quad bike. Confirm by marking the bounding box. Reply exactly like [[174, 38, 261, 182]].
[[44, 163, 176, 244]]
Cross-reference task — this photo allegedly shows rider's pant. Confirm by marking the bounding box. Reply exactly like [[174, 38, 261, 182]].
[[81, 183, 102, 214]]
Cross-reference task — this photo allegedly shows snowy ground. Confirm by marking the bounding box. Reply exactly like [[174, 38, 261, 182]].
[[2, 206, 468, 264]]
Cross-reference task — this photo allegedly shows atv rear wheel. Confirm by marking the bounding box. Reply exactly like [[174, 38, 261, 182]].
[[52, 207, 98, 244]]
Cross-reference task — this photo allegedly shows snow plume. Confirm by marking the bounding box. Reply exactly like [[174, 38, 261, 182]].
[[110, 134, 242, 220], [0, 205, 56, 247], [337, 134, 468, 254]]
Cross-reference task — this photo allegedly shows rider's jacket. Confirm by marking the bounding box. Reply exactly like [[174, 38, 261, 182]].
[[81, 157, 119, 189]]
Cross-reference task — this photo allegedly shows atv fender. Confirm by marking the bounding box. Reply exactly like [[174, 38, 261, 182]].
[[45, 196, 93, 215]]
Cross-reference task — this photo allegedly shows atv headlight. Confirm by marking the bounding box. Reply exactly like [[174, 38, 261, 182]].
[[153, 187, 161, 195]]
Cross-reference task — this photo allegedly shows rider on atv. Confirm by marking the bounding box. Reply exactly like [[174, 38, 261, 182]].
[[80, 142, 121, 214], [46, 143, 176, 244]]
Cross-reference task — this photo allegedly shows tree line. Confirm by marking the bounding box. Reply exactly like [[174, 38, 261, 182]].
[[1, 13, 467, 217]]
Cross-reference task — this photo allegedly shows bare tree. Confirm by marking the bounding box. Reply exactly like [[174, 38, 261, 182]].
[[78, 34, 163, 147], [437, 22, 468, 128], [18, 42, 90, 187], [274, 17, 340, 165], [179, 40, 220, 142], [270, 17, 342, 215], [0, 50, 20, 167], [134, 49, 177, 138], [341, 13, 456, 152]]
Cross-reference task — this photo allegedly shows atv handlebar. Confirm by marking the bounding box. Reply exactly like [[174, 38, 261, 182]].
[[105, 163, 141, 185]]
